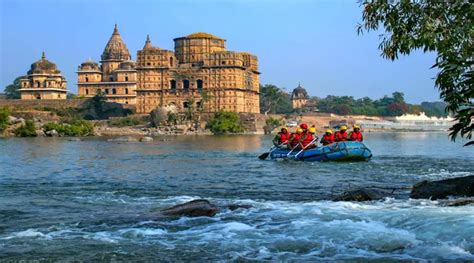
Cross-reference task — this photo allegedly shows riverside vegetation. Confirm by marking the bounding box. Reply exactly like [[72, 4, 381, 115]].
[[0, 92, 248, 137]]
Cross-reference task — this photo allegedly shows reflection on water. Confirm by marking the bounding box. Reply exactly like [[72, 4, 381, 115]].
[[0, 133, 473, 261]]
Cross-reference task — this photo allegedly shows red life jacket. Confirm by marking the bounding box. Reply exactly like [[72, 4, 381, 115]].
[[279, 132, 290, 143], [322, 134, 335, 145], [301, 132, 314, 147], [350, 131, 363, 142], [289, 133, 302, 147], [335, 131, 348, 142]]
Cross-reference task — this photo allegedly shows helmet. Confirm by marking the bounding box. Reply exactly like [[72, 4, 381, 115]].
[[340, 125, 347, 130], [300, 123, 308, 129], [296, 128, 303, 134], [309, 127, 316, 133], [325, 129, 333, 134], [353, 124, 360, 129], [281, 126, 288, 131]]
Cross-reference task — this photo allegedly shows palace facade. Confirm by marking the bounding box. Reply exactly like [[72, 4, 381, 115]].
[[19, 52, 68, 100], [77, 25, 260, 114]]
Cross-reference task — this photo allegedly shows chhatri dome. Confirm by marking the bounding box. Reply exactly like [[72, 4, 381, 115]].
[[291, 82, 309, 100], [101, 24, 131, 61], [28, 52, 61, 75]]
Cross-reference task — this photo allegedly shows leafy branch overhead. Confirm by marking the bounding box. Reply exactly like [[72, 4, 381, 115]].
[[358, 0, 473, 146]]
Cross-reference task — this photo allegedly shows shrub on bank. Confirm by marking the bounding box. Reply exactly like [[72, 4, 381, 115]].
[[14, 120, 37, 137], [0, 107, 10, 131], [43, 120, 94, 136], [108, 117, 144, 127], [206, 111, 244, 134]]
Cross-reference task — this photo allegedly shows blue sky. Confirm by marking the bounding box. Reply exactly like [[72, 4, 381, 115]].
[[0, 0, 439, 103]]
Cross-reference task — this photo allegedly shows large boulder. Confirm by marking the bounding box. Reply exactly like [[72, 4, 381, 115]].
[[150, 107, 168, 127], [333, 188, 385, 202], [410, 175, 474, 200], [161, 199, 219, 217]]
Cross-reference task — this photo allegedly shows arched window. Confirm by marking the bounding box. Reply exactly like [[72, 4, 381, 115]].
[[85, 89, 89, 95], [85, 77, 89, 82], [112, 88, 117, 94], [170, 80, 176, 91], [170, 57, 174, 67], [197, 79, 203, 92], [36, 81, 41, 87], [110, 76, 114, 81], [125, 88, 129, 94], [125, 76, 129, 81], [183, 79, 189, 91], [105, 89, 109, 94]]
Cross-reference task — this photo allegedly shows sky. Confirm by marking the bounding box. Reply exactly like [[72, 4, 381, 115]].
[[0, 0, 440, 103]]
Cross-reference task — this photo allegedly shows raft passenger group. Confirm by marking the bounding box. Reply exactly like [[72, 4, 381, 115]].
[[272, 124, 363, 150]]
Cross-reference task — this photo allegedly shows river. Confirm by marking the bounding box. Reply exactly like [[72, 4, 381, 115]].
[[0, 132, 473, 261]]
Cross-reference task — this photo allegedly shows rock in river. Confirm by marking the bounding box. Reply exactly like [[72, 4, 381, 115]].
[[333, 188, 385, 202], [161, 199, 220, 217], [410, 175, 474, 200], [139, 136, 153, 142]]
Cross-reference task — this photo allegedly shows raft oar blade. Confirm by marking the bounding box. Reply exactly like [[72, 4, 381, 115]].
[[258, 152, 270, 160]]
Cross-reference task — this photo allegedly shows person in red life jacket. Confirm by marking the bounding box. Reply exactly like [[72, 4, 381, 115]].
[[335, 125, 349, 142], [321, 129, 335, 145], [298, 123, 315, 148], [272, 127, 290, 147], [288, 128, 303, 149], [349, 124, 364, 142]]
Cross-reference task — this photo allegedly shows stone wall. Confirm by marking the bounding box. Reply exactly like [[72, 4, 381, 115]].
[[0, 99, 87, 110]]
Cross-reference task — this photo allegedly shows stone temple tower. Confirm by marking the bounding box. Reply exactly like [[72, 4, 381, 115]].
[[100, 24, 132, 81], [77, 24, 137, 104]]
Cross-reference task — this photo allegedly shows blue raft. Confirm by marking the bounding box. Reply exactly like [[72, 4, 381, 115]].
[[269, 141, 372, 162]]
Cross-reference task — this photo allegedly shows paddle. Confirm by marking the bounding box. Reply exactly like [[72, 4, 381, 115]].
[[258, 141, 287, 160], [293, 137, 319, 159]]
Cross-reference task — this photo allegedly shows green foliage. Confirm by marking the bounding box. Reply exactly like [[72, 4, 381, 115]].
[[317, 92, 412, 117], [82, 92, 133, 120], [66, 92, 77, 99], [265, 117, 280, 128], [14, 120, 37, 137], [0, 108, 10, 131], [259, 84, 292, 114], [206, 111, 244, 134], [167, 112, 177, 125], [358, 0, 472, 145], [42, 120, 94, 136], [108, 117, 144, 127], [4, 76, 22, 99], [420, 101, 448, 118]]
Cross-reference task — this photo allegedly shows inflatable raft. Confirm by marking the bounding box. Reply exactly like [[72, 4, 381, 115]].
[[269, 141, 372, 162]]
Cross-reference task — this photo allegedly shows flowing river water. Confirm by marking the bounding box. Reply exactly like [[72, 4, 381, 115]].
[[0, 132, 473, 261]]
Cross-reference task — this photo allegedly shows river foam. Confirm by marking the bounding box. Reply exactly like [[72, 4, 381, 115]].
[[2, 196, 473, 261]]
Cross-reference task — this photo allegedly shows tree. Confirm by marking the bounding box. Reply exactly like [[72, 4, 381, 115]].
[[4, 76, 23, 99], [0, 108, 10, 131], [206, 111, 244, 134], [358, 1, 473, 145], [259, 84, 292, 114]]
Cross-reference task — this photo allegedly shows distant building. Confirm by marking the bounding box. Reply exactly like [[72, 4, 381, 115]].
[[77, 25, 260, 113], [18, 52, 68, 100], [77, 24, 137, 104], [291, 83, 309, 110]]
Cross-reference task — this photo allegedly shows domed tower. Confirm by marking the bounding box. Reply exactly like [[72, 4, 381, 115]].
[[291, 83, 309, 110], [101, 24, 131, 81], [19, 52, 67, 100], [173, 32, 226, 65]]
